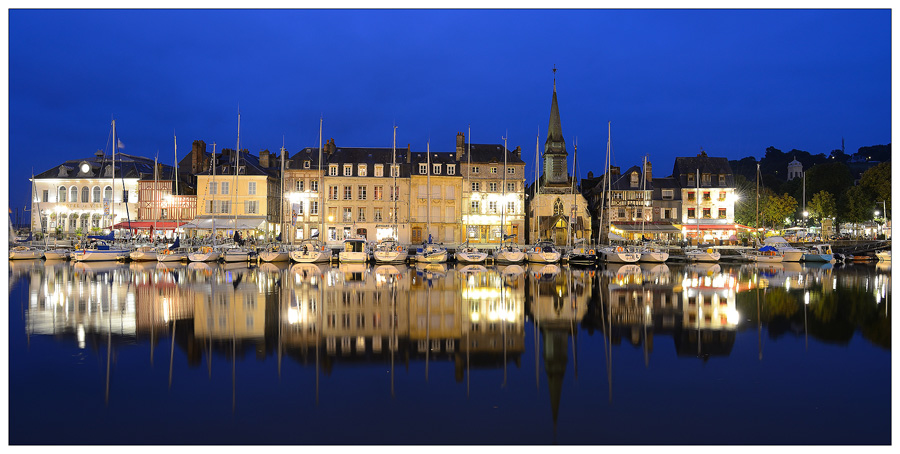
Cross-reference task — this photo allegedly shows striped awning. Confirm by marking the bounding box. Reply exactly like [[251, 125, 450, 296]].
[[181, 216, 267, 230]]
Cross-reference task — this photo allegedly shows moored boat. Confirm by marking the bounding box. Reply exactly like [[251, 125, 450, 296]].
[[9, 246, 43, 260], [455, 242, 488, 264], [685, 246, 721, 262], [802, 244, 834, 262], [526, 240, 561, 263], [339, 236, 370, 263], [373, 239, 408, 264], [290, 239, 332, 263]]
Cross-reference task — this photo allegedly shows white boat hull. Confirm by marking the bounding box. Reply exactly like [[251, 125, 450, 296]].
[[743, 253, 784, 263], [876, 251, 891, 261], [42, 249, 70, 260], [373, 250, 408, 263], [158, 252, 189, 262], [339, 251, 369, 263], [72, 250, 129, 262], [686, 250, 721, 262], [780, 251, 804, 262], [455, 251, 488, 263], [259, 251, 291, 262], [494, 250, 526, 263], [188, 251, 220, 262], [526, 251, 561, 263], [222, 251, 251, 262], [9, 249, 43, 260], [130, 250, 158, 261], [802, 253, 833, 262], [639, 251, 669, 262], [601, 248, 640, 263], [416, 250, 448, 263], [291, 249, 332, 263]]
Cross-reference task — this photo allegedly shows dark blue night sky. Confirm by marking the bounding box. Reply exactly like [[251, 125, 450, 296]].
[[6, 8, 891, 211]]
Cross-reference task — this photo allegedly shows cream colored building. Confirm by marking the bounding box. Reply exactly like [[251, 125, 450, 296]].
[[409, 148, 462, 245]]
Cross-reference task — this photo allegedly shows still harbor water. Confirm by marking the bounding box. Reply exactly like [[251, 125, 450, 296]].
[[8, 258, 891, 445]]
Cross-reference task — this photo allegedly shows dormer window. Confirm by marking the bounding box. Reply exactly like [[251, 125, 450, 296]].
[[687, 173, 695, 185], [304, 160, 311, 169], [329, 164, 338, 176], [701, 173, 711, 185], [374, 164, 383, 177], [358, 164, 367, 176], [719, 174, 726, 186], [419, 163, 427, 174], [343, 164, 352, 176], [433, 164, 441, 175], [391, 165, 400, 177], [447, 164, 456, 175], [630, 172, 639, 188]]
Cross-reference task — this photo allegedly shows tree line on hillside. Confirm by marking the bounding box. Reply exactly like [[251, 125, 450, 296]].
[[728, 144, 891, 235]]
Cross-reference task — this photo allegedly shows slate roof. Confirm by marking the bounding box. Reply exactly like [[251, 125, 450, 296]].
[[34, 152, 172, 181], [672, 153, 735, 187], [609, 165, 654, 191], [288, 147, 324, 170], [193, 149, 277, 178], [459, 143, 526, 165], [322, 147, 412, 178]]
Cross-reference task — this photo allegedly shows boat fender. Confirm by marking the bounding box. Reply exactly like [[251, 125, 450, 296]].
[[396, 246, 402, 252], [707, 248, 714, 254], [616, 246, 623, 252], [589, 249, 595, 255]]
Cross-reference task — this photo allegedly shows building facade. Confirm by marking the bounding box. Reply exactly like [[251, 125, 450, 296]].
[[409, 147, 461, 245], [674, 151, 741, 244]]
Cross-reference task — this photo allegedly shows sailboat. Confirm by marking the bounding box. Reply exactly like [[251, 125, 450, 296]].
[[260, 144, 291, 262], [564, 140, 598, 265], [338, 234, 370, 263], [456, 131, 493, 265], [492, 132, 526, 264], [374, 125, 409, 264], [415, 141, 448, 263], [636, 156, 668, 263], [9, 216, 43, 259], [598, 122, 639, 263], [73, 120, 131, 262], [740, 163, 782, 264], [131, 155, 164, 262], [685, 168, 720, 262], [526, 131, 561, 264], [189, 143, 221, 262], [157, 236, 189, 262], [222, 111, 254, 263], [291, 117, 333, 263]]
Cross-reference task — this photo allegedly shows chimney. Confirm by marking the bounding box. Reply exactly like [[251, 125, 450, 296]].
[[406, 144, 411, 164], [644, 160, 652, 182], [260, 149, 270, 168], [587, 171, 594, 179], [611, 166, 620, 181], [514, 146, 521, 158], [192, 140, 207, 174], [456, 132, 464, 160], [324, 138, 336, 155]]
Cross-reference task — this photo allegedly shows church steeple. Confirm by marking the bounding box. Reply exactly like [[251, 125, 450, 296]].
[[544, 66, 569, 185]]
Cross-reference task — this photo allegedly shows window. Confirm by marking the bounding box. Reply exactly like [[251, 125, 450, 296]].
[[507, 201, 515, 214], [703, 208, 711, 219], [507, 167, 515, 175], [357, 185, 367, 200], [310, 180, 318, 192], [687, 174, 695, 185], [471, 182, 480, 192], [221, 182, 229, 195], [390, 185, 399, 201], [296, 180, 304, 192], [329, 185, 338, 200], [58, 186, 66, 203], [104, 186, 112, 202], [329, 165, 338, 176], [687, 191, 695, 201], [433, 164, 441, 174], [220, 200, 231, 214], [718, 208, 727, 219], [703, 192, 711, 202], [310, 201, 318, 215], [343, 164, 352, 176], [245, 200, 259, 214], [374, 165, 383, 177], [687, 208, 696, 219], [419, 163, 428, 174], [630, 172, 640, 187], [357, 208, 366, 222], [490, 167, 497, 174], [248, 181, 256, 195], [81, 187, 89, 203], [507, 182, 515, 192], [470, 200, 480, 214], [328, 227, 337, 241], [343, 186, 352, 200], [430, 185, 440, 199], [702, 173, 711, 185], [304, 160, 311, 169], [391, 165, 400, 177], [374, 208, 383, 222], [358, 164, 367, 176], [296, 201, 304, 215], [617, 208, 626, 219], [447, 164, 455, 175], [719, 191, 726, 202], [43, 190, 49, 203], [343, 208, 352, 222], [418, 185, 427, 199], [547, 199, 560, 217], [373, 186, 383, 200], [489, 201, 498, 213], [489, 182, 498, 192], [635, 208, 643, 219], [471, 166, 479, 174], [69, 186, 77, 203], [662, 189, 674, 200], [719, 174, 726, 186]]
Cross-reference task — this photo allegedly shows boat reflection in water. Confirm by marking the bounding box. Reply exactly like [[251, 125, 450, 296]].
[[11, 257, 891, 444]]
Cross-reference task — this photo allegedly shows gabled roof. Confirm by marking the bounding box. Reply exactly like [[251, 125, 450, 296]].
[[459, 143, 526, 165], [193, 149, 277, 177], [609, 165, 653, 191], [288, 147, 324, 169], [672, 153, 735, 187], [327, 147, 410, 165]]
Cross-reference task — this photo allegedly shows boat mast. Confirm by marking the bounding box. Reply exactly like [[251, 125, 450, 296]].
[[569, 138, 576, 248], [605, 122, 613, 243], [502, 133, 508, 244], [641, 155, 647, 242], [393, 124, 398, 241], [212, 142, 216, 248], [111, 119, 116, 233], [465, 126, 471, 244], [756, 162, 760, 241], [318, 117, 324, 244], [154, 153, 158, 241], [280, 138, 286, 245], [173, 132, 179, 233], [234, 111, 240, 242], [426, 141, 431, 243], [533, 130, 540, 243], [696, 168, 700, 245]]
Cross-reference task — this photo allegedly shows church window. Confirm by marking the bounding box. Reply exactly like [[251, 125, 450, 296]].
[[553, 198, 564, 216]]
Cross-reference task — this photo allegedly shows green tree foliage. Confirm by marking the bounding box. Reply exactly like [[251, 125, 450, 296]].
[[857, 144, 891, 162], [858, 161, 891, 206], [761, 192, 798, 229], [807, 190, 836, 223], [842, 184, 874, 224], [804, 162, 853, 200]]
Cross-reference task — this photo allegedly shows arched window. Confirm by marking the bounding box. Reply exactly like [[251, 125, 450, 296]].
[[81, 187, 89, 203], [69, 186, 77, 203], [104, 186, 112, 202], [553, 198, 564, 216], [92, 186, 101, 203], [58, 186, 67, 203]]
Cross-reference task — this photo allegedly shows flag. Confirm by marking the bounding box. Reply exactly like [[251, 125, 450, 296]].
[[117, 139, 125, 149]]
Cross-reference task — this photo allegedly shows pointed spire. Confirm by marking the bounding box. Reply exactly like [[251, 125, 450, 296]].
[[545, 65, 566, 156]]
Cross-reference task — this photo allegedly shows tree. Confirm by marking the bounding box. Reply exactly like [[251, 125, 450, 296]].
[[858, 162, 891, 206], [761, 192, 798, 229], [804, 162, 853, 201], [807, 190, 836, 224]]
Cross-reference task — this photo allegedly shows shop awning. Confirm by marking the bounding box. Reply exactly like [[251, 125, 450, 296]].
[[181, 216, 267, 230], [679, 223, 751, 231], [112, 221, 187, 230], [612, 223, 682, 233]]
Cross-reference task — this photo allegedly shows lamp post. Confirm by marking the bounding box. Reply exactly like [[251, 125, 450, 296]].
[[874, 210, 881, 239]]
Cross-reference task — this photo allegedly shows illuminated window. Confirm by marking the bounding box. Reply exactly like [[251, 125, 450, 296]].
[[343, 186, 352, 200], [329, 165, 338, 176], [358, 185, 367, 200], [490, 167, 497, 174], [358, 164, 367, 176], [419, 163, 427, 174], [374, 164, 383, 177], [447, 165, 455, 175], [373, 186, 383, 200], [433, 164, 441, 174], [553, 198, 563, 216], [344, 164, 352, 176]]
